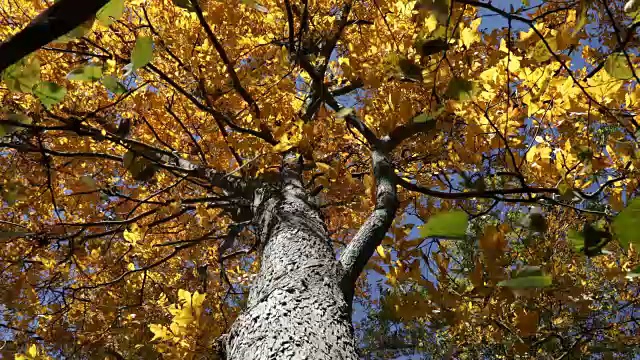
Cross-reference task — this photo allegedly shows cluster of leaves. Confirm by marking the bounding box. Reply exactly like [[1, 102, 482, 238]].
[[0, 0, 639, 359]]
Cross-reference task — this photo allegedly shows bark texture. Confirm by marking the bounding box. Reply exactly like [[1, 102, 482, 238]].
[[225, 169, 358, 359]]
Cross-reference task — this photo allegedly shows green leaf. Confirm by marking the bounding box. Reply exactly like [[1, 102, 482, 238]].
[[445, 78, 475, 101], [172, 0, 196, 11], [131, 36, 154, 70], [604, 52, 634, 80], [55, 17, 95, 43], [123, 151, 156, 182], [97, 0, 125, 26], [517, 265, 543, 277], [1, 182, 25, 204], [335, 107, 354, 118], [413, 106, 445, 124], [123, 150, 136, 169], [34, 82, 66, 108], [7, 113, 32, 125], [398, 57, 423, 81], [498, 275, 552, 289], [241, 0, 268, 13], [101, 75, 127, 94], [567, 229, 584, 252], [613, 198, 640, 249], [2, 56, 40, 93], [557, 181, 575, 201], [413, 113, 434, 124], [418, 210, 468, 239], [67, 64, 103, 82]]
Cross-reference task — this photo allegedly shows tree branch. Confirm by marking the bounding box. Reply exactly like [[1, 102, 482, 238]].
[[396, 174, 559, 199], [0, 0, 108, 73], [339, 149, 398, 294], [384, 118, 438, 150]]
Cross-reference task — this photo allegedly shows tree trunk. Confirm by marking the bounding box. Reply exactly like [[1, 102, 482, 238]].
[[224, 183, 358, 360]]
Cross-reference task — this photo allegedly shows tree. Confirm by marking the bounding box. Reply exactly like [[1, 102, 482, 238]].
[[0, 0, 639, 359]]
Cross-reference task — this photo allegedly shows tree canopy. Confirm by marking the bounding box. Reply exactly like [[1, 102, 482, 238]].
[[0, 0, 639, 359]]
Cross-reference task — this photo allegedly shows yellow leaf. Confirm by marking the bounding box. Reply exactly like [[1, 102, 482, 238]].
[[149, 324, 172, 342], [106, 59, 116, 73], [191, 291, 206, 310], [363, 174, 375, 195], [273, 134, 293, 152], [27, 344, 37, 358], [338, 57, 350, 66], [460, 27, 479, 48], [316, 162, 332, 173], [124, 224, 143, 245], [376, 245, 387, 260], [424, 14, 438, 33], [177, 289, 191, 304], [460, 18, 481, 48], [173, 307, 195, 326]]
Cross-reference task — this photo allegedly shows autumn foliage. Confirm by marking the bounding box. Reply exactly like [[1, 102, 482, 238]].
[[1, 0, 640, 359]]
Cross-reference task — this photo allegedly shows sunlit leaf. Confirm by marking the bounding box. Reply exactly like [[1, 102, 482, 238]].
[[101, 75, 127, 94], [335, 107, 354, 118], [444, 78, 475, 101], [97, 0, 125, 26], [604, 53, 634, 80], [2, 56, 40, 93], [124, 223, 144, 245], [413, 113, 434, 123], [131, 36, 154, 70], [27, 344, 37, 357], [149, 324, 172, 341], [418, 211, 468, 239]]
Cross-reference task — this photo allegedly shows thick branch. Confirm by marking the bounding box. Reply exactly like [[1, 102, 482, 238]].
[[396, 175, 559, 199], [0, 0, 108, 73], [340, 149, 398, 292], [330, 78, 363, 97], [384, 118, 438, 150]]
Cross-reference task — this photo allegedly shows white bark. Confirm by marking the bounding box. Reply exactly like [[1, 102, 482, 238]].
[[225, 180, 358, 360]]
